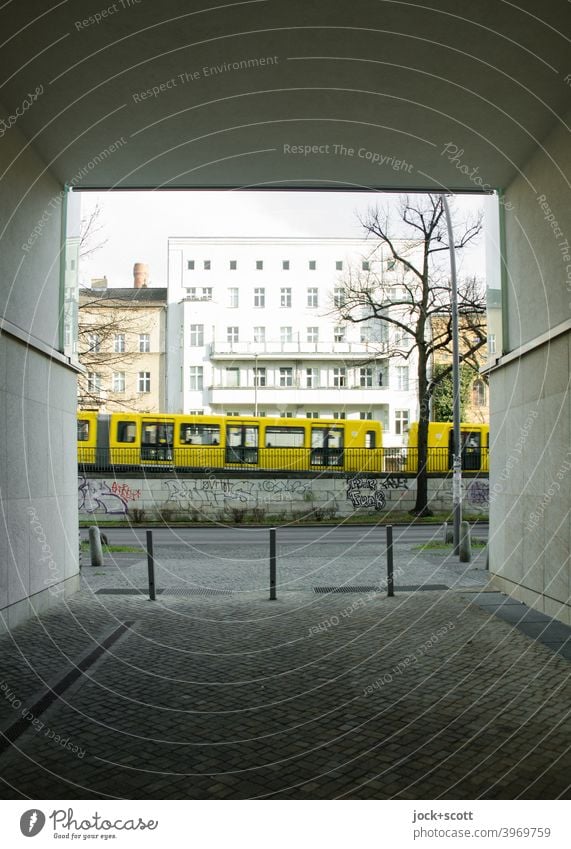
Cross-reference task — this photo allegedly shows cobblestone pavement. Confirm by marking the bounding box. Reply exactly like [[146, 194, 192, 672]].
[[0, 548, 569, 801]]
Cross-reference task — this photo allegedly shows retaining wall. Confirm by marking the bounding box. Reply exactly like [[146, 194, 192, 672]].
[[78, 473, 489, 520]]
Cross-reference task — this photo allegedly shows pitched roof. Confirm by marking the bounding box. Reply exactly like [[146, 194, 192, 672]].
[[79, 287, 167, 303]]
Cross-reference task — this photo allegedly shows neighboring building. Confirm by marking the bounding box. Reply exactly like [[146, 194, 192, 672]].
[[78, 264, 167, 412], [167, 237, 419, 446], [429, 313, 489, 424]]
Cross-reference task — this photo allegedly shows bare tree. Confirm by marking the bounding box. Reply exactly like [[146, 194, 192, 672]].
[[79, 202, 108, 260], [335, 194, 486, 515]]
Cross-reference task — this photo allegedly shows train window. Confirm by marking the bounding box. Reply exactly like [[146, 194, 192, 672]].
[[365, 430, 376, 449], [461, 431, 481, 449], [226, 425, 258, 448], [311, 427, 344, 449], [77, 420, 90, 441], [264, 427, 305, 448], [180, 424, 220, 445], [142, 422, 174, 445], [117, 421, 136, 443]]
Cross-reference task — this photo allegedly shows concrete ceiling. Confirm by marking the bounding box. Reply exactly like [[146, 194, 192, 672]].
[[1, 0, 569, 191]]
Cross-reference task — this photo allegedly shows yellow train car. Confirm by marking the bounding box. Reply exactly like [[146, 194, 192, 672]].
[[76, 411, 98, 464], [78, 412, 384, 473], [405, 421, 489, 473]]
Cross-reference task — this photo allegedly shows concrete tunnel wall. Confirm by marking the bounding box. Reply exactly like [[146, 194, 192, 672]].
[[0, 101, 80, 633], [489, 109, 571, 624]]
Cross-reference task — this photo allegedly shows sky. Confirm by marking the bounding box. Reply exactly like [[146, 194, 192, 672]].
[[77, 190, 487, 287]]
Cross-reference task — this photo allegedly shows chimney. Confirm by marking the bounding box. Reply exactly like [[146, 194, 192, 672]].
[[91, 276, 107, 289], [133, 262, 149, 288]]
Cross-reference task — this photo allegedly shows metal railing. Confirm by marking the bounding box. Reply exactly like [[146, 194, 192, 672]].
[[78, 446, 488, 474]]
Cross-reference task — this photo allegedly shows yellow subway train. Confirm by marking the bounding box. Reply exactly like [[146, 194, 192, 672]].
[[77, 412, 383, 473], [405, 421, 489, 472]]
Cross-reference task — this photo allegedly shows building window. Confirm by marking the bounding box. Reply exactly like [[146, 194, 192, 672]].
[[228, 288, 239, 308], [253, 367, 266, 387], [333, 367, 346, 387], [87, 333, 100, 353], [87, 372, 102, 393], [336, 260, 343, 270], [309, 260, 316, 270], [360, 411, 373, 420], [202, 287, 213, 300], [186, 287, 197, 299], [394, 328, 412, 349], [253, 326, 265, 343], [306, 367, 319, 388], [226, 367, 240, 387], [334, 325, 346, 342], [256, 260, 263, 270], [254, 287, 265, 307], [139, 333, 150, 353], [189, 366, 203, 390], [395, 409, 409, 435], [113, 334, 125, 353], [226, 411, 240, 416], [473, 379, 487, 406], [227, 326, 239, 343], [189, 409, 204, 415], [333, 411, 346, 419], [307, 287, 318, 308], [362, 260, 370, 271], [190, 324, 204, 346], [229, 260, 237, 270], [396, 366, 409, 390], [306, 327, 319, 343], [334, 287, 346, 307], [138, 372, 151, 393], [282, 260, 290, 270], [306, 411, 320, 418], [280, 326, 293, 343], [279, 367, 293, 387], [279, 411, 294, 418], [488, 333, 496, 354], [203, 260, 211, 270], [113, 372, 125, 393], [187, 260, 195, 270], [280, 287, 292, 308], [360, 367, 373, 387]]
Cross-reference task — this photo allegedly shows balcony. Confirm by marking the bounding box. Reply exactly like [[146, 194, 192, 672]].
[[209, 340, 388, 360], [208, 384, 387, 406]]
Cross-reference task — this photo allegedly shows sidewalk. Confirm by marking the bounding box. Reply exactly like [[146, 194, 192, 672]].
[[0, 545, 569, 800]]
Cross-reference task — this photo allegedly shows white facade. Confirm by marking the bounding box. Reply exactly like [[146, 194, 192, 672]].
[[167, 237, 418, 446]]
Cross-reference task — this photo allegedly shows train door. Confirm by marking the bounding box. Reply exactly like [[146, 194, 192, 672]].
[[141, 420, 174, 462], [225, 424, 259, 464], [310, 425, 344, 467], [448, 429, 482, 471]]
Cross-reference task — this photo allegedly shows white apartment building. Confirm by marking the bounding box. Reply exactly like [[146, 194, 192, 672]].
[[167, 237, 419, 446]]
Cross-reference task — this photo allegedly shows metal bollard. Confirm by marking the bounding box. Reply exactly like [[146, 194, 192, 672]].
[[443, 522, 453, 544], [269, 527, 277, 600], [460, 521, 472, 563], [89, 526, 104, 568], [386, 524, 394, 597], [146, 530, 156, 600]]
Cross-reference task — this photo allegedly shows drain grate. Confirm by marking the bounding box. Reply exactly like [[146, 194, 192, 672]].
[[163, 587, 232, 597], [314, 586, 380, 594], [96, 588, 232, 597], [313, 584, 448, 594]]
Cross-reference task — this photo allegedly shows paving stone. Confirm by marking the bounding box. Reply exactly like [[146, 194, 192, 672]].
[[0, 554, 569, 800]]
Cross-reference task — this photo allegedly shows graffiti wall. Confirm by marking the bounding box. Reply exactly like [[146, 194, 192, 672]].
[[78, 473, 488, 518]]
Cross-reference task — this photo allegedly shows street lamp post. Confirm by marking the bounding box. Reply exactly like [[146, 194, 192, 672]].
[[254, 352, 258, 416], [442, 194, 462, 556]]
